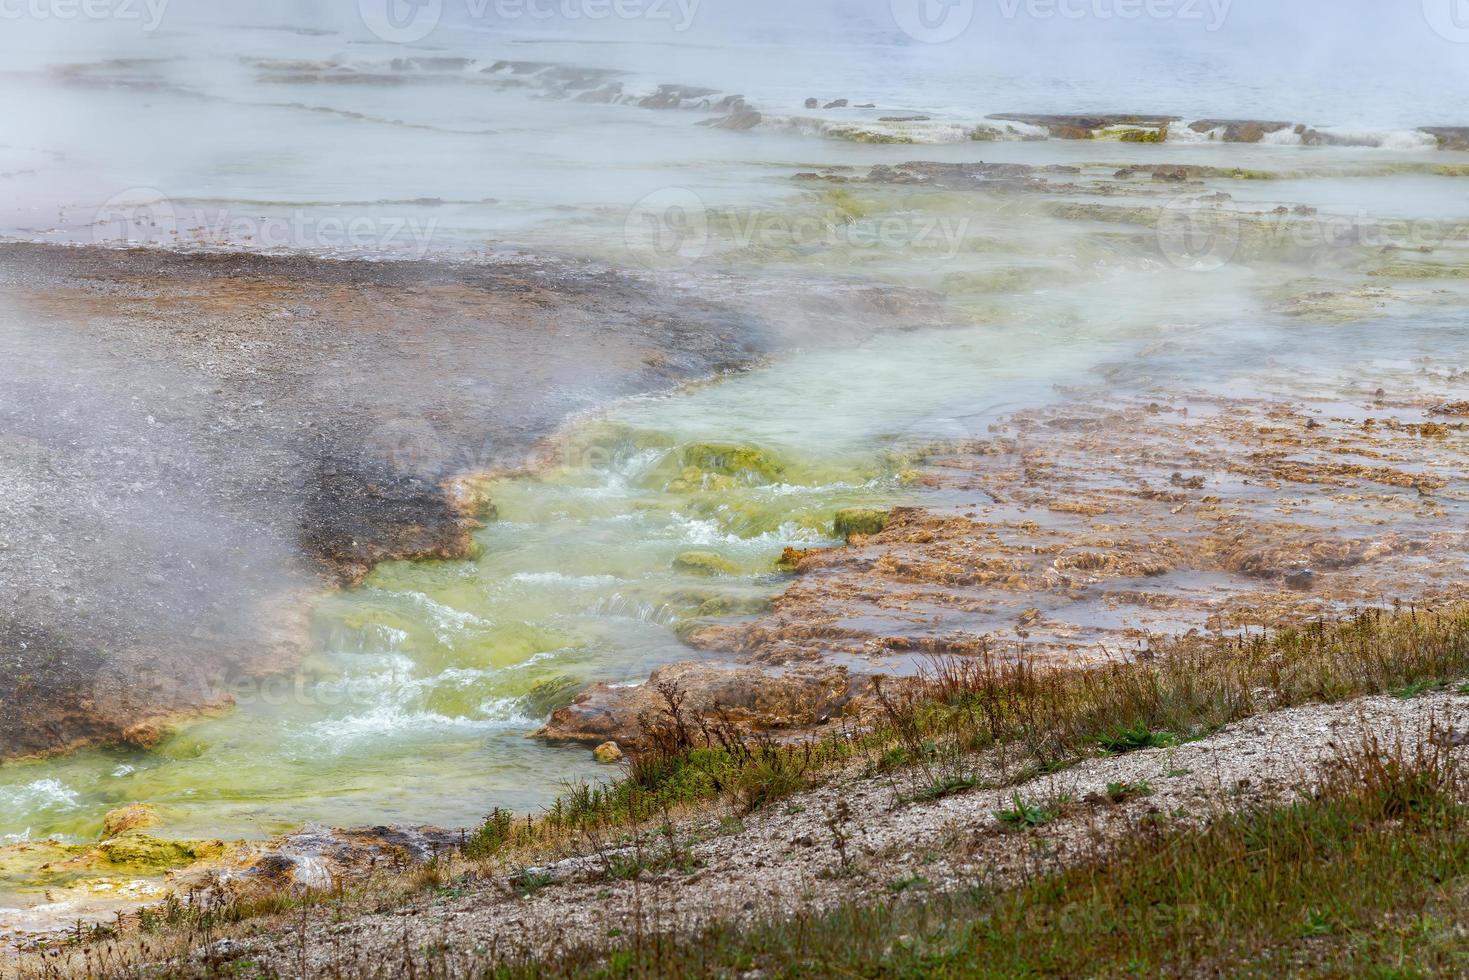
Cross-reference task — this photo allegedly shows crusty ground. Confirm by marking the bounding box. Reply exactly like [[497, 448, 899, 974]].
[[694, 384, 1469, 671]]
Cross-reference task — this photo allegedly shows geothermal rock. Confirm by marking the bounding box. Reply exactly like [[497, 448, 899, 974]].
[[537, 661, 871, 748]]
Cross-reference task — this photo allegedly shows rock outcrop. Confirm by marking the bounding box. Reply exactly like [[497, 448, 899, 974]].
[[538, 661, 872, 749]]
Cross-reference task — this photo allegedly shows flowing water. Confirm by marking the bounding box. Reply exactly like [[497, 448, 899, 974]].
[[2, 4, 1468, 863]]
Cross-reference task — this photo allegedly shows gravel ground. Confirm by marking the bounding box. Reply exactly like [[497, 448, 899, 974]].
[[206, 688, 1468, 976]]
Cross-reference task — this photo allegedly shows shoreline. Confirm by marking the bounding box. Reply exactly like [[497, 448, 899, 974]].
[[0, 241, 939, 765]]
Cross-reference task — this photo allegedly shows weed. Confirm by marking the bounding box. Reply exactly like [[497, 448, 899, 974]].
[[1098, 723, 1179, 754], [888, 875, 931, 894], [508, 868, 556, 897], [910, 774, 979, 803], [994, 793, 1061, 830], [1104, 781, 1154, 803]]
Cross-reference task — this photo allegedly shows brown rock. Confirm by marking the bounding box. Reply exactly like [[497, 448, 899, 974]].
[[701, 109, 763, 132], [1187, 119, 1293, 143], [537, 662, 871, 748], [102, 804, 161, 837]]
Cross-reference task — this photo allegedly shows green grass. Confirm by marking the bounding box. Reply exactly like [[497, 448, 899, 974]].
[[1394, 678, 1449, 700], [491, 731, 1469, 978]]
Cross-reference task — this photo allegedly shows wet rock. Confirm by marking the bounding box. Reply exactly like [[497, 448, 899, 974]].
[[862, 161, 1043, 191], [986, 113, 1180, 139], [701, 109, 763, 132], [639, 84, 721, 110], [537, 662, 871, 748], [486, 60, 554, 75], [823, 99, 849, 109], [37, 832, 231, 878], [593, 741, 624, 764], [189, 825, 461, 901], [390, 57, 473, 72], [1421, 127, 1469, 152], [575, 81, 625, 104], [1285, 568, 1317, 591], [97, 835, 227, 873], [102, 804, 160, 837], [1151, 167, 1194, 183], [673, 551, 740, 576], [805, 97, 819, 109], [653, 442, 787, 492], [1187, 119, 1294, 143], [539, 65, 623, 90], [833, 508, 890, 540]]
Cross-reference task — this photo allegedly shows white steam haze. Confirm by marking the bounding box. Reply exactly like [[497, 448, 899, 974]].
[[0, 0, 1463, 252]]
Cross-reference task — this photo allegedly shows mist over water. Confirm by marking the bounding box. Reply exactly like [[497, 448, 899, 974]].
[[1, 0, 1467, 252]]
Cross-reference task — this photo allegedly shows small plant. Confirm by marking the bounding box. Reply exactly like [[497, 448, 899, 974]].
[[509, 868, 556, 897], [877, 746, 910, 771], [606, 853, 646, 881], [1098, 723, 1178, 754], [910, 774, 979, 803], [825, 799, 854, 871], [995, 793, 1061, 830], [1104, 781, 1154, 803], [1298, 909, 1334, 937], [464, 807, 515, 859], [889, 874, 931, 893]]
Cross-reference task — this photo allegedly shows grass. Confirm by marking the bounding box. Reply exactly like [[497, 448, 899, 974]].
[[485, 727, 1469, 978]]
